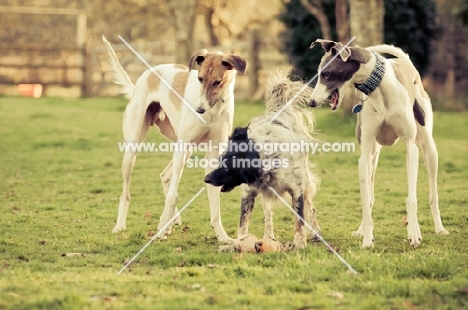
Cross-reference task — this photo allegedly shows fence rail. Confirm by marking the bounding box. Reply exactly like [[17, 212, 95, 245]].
[[92, 32, 287, 99], [0, 46, 86, 87], [0, 5, 87, 96]]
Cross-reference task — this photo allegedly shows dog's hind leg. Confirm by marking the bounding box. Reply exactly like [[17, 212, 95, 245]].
[[416, 126, 449, 235], [304, 193, 321, 241], [160, 160, 182, 225], [403, 137, 422, 248], [303, 175, 321, 241], [157, 149, 190, 238], [261, 196, 275, 240], [292, 192, 307, 250], [160, 160, 172, 196], [113, 102, 151, 233]]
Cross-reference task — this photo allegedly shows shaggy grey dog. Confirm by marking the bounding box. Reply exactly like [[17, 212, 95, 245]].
[[205, 72, 321, 250]]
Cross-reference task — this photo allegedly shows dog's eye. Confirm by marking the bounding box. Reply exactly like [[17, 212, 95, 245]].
[[321, 71, 330, 80], [198, 77, 203, 83], [213, 80, 221, 86]]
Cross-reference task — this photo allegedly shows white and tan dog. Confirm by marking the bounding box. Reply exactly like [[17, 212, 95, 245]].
[[102, 36, 246, 242], [308, 39, 448, 248]]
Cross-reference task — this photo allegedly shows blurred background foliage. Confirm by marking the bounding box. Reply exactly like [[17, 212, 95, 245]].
[[0, 0, 467, 108]]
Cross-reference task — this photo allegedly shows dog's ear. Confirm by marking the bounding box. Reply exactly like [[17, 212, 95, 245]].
[[221, 55, 247, 74], [310, 39, 337, 53], [240, 167, 261, 184], [311, 39, 351, 62], [331, 42, 351, 62], [231, 127, 248, 140], [188, 50, 209, 71], [348, 47, 373, 64]]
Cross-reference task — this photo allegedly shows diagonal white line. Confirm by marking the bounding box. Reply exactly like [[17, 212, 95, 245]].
[[268, 36, 356, 123], [117, 187, 206, 275], [268, 186, 358, 275], [118, 35, 207, 124]]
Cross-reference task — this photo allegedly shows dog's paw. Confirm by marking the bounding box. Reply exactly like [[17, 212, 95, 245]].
[[407, 234, 422, 248], [173, 208, 182, 225], [218, 243, 241, 253], [157, 224, 173, 239], [408, 236, 422, 248], [283, 242, 296, 252], [173, 215, 182, 226], [435, 227, 449, 235], [308, 227, 321, 242], [112, 225, 126, 233], [219, 244, 240, 253], [282, 240, 307, 252], [351, 230, 364, 237], [310, 234, 321, 243], [361, 236, 375, 249], [407, 222, 422, 248], [217, 235, 235, 244]]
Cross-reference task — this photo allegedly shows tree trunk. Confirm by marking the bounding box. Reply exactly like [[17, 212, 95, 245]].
[[169, 0, 199, 64], [335, 0, 350, 43], [202, 4, 220, 46], [299, 0, 332, 40], [349, 0, 384, 47]]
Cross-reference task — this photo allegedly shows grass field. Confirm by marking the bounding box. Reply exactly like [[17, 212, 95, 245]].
[[1, 96, 467, 309]]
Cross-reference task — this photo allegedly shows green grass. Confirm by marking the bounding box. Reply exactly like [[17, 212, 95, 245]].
[[1, 97, 467, 309]]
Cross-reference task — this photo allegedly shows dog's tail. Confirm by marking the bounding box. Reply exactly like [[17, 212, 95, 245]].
[[367, 44, 411, 62], [102, 35, 134, 100], [264, 70, 313, 111], [264, 71, 318, 141]]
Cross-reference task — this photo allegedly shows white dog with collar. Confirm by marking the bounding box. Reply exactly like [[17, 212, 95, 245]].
[[308, 39, 448, 248]]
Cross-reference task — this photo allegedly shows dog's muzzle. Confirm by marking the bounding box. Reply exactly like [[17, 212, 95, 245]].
[[309, 99, 319, 108], [196, 107, 206, 114]]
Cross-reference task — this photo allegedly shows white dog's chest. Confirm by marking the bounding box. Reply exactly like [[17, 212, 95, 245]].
[[376, 122, 399, 146]]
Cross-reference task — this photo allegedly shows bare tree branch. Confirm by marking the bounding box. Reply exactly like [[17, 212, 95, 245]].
[[200, 0, 221, 46], [169, 0, 199, 63], [335, 0, 350, 42], [299, 0, 332, 40]]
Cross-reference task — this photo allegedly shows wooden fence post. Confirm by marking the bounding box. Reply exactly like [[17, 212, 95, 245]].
[[76, 12, 90, 97], [248, 29, 260, 97]]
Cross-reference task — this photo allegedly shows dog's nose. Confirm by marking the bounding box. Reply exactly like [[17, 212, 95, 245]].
[[204, 175, 213, 184], [309, 99, 318, 108], [196, 107, 206, 114]]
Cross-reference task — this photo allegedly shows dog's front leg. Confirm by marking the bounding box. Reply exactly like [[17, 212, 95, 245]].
[[357, 150, 375, 248], [352, 143, 381, 239], [238, 186, 256, 240], [204, 151, 234, 243]]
